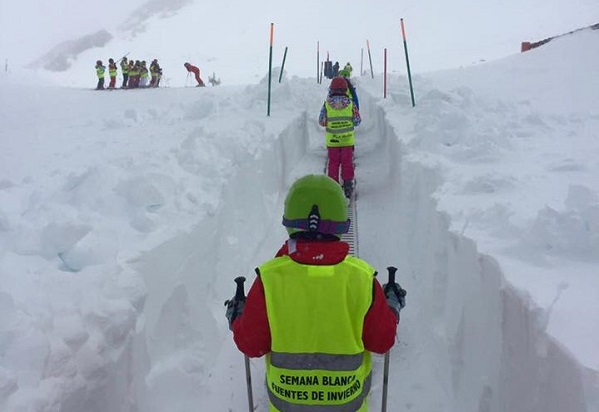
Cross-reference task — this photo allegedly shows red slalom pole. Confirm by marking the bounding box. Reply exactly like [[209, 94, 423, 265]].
[[360, 48, 364, 76], [316, 41, 320, 83]]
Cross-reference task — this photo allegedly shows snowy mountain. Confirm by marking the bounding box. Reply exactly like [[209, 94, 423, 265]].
[[2, 1, 599, 411], [2, 0, 599, 87]]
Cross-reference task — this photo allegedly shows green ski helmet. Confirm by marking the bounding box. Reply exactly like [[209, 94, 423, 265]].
[[282, 174, 349, 237]]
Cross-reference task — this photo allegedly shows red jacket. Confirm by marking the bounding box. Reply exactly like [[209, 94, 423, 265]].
[[232, 238, 398, 357], [185, 63, 200, 75]]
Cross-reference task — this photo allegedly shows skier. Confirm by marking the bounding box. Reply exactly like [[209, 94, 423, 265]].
[[120, 57, 129, 88], [343, 74, 360, 110], [184, 62, 205, 87], [128, 61, 139, 88], [226, 174, 405, 412], [95, 60, 106, 90], [341, 61, 353, 77], [149, 59, 162, 87], [332, 61, 340, 77], [107, 58, 117, 89], [139, 61, 149, 87], [318, 76, 361, 198]]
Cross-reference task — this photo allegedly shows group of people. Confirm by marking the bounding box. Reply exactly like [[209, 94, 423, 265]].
[[226, 63, 407, 412], [94, 59, 207, 89], [95, 57, 162, 90], [325, 61, 353, 80]]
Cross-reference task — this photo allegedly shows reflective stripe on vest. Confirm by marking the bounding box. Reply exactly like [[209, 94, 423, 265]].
[[260, 255, 375, 411], [324, 101, 354, 148]]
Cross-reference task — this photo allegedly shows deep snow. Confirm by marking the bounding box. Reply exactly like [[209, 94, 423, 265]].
[[1, 19, 599, 412]]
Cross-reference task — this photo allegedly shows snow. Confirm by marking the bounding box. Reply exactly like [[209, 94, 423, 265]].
[[1, 1, 599, 411]]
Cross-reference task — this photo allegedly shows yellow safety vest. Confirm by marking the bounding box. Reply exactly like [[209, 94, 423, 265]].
[[96, 66, 105, 79], [325, 101, 355, 148], [260, 254, 375, 411]]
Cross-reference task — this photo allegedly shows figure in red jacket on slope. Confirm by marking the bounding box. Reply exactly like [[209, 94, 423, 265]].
[[225, 174, 406, 412], [183, 62, 205, 87]]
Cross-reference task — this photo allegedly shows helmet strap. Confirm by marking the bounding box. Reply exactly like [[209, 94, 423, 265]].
[[282, 204, 350, 235]]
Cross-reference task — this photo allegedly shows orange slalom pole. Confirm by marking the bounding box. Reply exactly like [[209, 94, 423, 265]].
[[267, 23, 274, 116]]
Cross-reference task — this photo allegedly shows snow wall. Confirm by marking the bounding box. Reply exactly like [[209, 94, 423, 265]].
[[368, 93, 594, 411]]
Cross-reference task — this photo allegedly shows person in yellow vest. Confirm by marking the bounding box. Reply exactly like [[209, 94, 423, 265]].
[[319, 77, 361, 198], [343, 61, 353, 77], [95, 60, 105, 90], [149, 59, 162, 87], [139, 61, 149, 87], [128, 60, 139, 88], [107, 58, 117, 89], [120, 57, 129, 88], [226, 174, 405, 412]]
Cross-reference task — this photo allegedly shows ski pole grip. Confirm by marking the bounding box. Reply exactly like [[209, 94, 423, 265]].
[[234, 276, 246, 300], [386, 266, 397, 284]]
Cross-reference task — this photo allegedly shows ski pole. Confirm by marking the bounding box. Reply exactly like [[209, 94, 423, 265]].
[[232, 276, 254, 412], [381, 266, 397, 412], [382, 351, 390, 412]]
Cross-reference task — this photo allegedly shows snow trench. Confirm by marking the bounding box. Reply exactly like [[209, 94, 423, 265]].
[[118, 96, 592, 411]]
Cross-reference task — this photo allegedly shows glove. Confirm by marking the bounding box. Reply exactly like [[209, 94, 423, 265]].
[[224, 296, 245, 331], [382, 282, 407, 321]]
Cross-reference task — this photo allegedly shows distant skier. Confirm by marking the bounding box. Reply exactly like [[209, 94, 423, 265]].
[[139, 61, 149, 87], [95, 60, 106, 90], [184, 62, 205, 87], [343, 75, 360, 110], [107, 58, 117, 89], [149, 59, 162, 87], [128, 61, 139, 88], [226, 174, 405, 412], [120, 57, 129, 88], [332, 61, 340, 77], [318, 76, 361, 198], [341, 61, 353, 77]]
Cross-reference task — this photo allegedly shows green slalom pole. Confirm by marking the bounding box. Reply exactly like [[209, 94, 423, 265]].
[[367, 40, 374, 79], [279, 46, 288, 83], [267, 23, 274, 116], [400, 18, 416, 107]]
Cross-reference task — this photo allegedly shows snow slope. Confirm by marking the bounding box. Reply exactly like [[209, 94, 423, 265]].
[[2, 0, 599, 87], [1, 26, 599, 412]]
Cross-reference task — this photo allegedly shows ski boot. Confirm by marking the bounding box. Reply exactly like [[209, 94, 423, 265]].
[[342, 180, 353, 199]]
